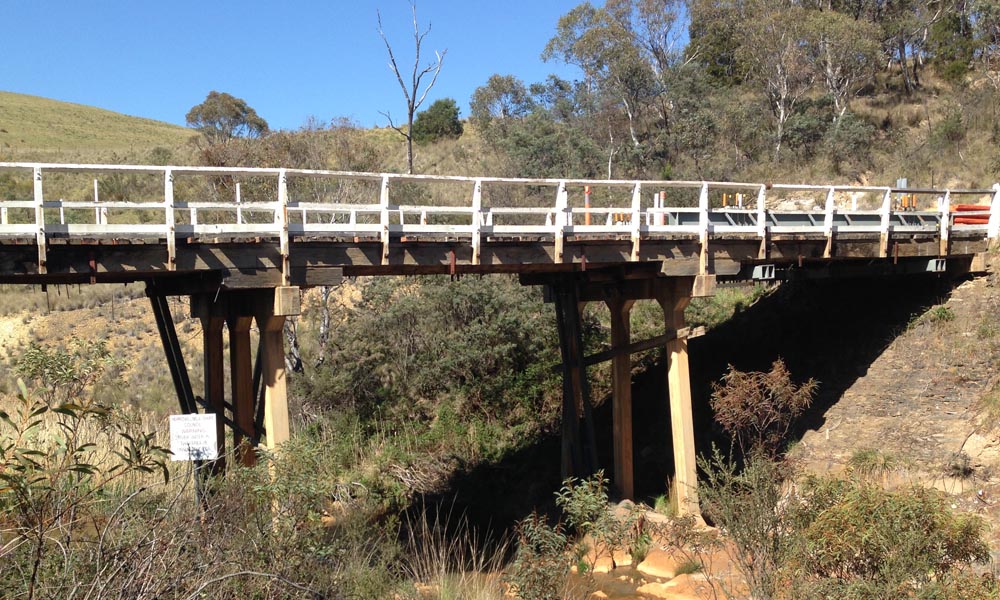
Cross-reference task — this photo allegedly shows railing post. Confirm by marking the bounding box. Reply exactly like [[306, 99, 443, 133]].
[[380, 175, 391, 266], [33, 166, 46, 275], [879, 188, 892, 258], [164, 169, 176, 271], [756, 184, 768, 259], [277, 169, 290, 286], [471, 178, 483, 265], [554, 180, 568, 263], [630, 182, 642, 261], [698, 182, 709, 275], [988, 183, 1000, 248], [235, 182, 243, 225], [823, 186, 836, 259], [940, 190, 951, 256], [1, 206, 7, 225]]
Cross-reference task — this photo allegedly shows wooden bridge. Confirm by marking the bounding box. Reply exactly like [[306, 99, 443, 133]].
[[1, 161, 997, 514]]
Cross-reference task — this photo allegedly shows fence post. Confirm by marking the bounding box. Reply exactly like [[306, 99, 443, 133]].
[[277, 169, 290, 286], [554, 180, 568, 263], [939, 190, 951, 256], [471, 178, 483, 265], [988, 183, 1000, 248], [879, 188, 892, 258], [164, 169, 176, 271], [236, 182, 243, 225], [630, 183, 642, 261], [756, 184, 768, 259], [698, 182, 709, 275], [380, 175, 391, 266], [823, 186, 836, 259], [33, 166, 46, 275]]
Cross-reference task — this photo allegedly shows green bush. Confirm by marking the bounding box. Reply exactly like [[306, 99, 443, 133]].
[[790, 477, 991, 597], [412, 98, 464, 144], [507, 513, 571, 600]]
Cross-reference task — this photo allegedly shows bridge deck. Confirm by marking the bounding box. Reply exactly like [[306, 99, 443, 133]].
[[0, 163, 996, 287]]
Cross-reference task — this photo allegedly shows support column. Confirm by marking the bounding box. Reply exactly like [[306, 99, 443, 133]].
[[228, 315, 257, 466], [552, 283, 597, 480], [201, 315, 227, 473], [257, 313, 290, 451], [607, 295, 635, 499], [658, 280, 699, 517]]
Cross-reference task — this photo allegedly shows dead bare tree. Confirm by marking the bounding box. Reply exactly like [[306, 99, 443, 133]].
[[377, 2, 446, 174]]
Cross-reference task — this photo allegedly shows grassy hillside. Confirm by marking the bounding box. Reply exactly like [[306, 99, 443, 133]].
[[0, 91, 196, 162]]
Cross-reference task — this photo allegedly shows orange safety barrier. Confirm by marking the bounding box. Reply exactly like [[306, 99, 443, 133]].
[[955, 216, 990, 225]]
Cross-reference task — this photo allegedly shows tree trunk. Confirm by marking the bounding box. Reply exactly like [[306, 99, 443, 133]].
[[283, 318, 304, 374], [898, 39, 913, 94]]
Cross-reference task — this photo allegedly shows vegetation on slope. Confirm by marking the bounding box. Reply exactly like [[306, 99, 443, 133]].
[[0, 91, 195, 163]]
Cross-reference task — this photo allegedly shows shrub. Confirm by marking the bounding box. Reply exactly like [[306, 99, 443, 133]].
[[412, 98, 464, 144], [710, 359, 817, 457], [507, 514, 570, 600], [698, 449, 792, 600], [790, 478, 991, 596]]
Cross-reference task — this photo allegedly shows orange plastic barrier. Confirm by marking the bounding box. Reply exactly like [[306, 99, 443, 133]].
[[954, 216, 990, 225]]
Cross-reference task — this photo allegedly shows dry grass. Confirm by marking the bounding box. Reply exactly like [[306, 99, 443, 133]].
[[0, 91, 195, 162]]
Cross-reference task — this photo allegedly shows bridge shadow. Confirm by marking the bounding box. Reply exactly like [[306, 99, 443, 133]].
[[412, 274, 958, 534]]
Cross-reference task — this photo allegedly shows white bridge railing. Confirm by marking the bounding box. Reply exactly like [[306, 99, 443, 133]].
[[1, 163, 998, 276]]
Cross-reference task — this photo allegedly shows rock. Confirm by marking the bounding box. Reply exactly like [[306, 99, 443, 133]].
[[963, 432, 1000, 466], [589, 592, 609, 599], [636, 550, 679, 580], [613, 549, 633, 569], [592, 555, 616, 574], [635, 581, 671, 597]]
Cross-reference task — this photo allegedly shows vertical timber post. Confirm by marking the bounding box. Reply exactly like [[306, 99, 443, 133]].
[[254, 287, 300, 452], [201, 315, 227, 474], [607, 294, 635, 499], [228, 315, 257, 466], [258, 314, 289, 451], [658, 279, 699, 517], [552, 282, 598, 480], [33, 167, 46, 275]]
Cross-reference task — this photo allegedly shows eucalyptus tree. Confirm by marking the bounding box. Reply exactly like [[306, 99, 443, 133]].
[[803, 10, 883, 120], [736, 1, 816, 160], [185, 91, 269, 144]]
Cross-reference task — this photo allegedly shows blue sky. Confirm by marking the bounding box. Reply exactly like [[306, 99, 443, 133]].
[[2, 0, 586, 131]]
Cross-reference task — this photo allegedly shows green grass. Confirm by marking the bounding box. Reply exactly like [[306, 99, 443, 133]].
[[0, 91, 195, 162]]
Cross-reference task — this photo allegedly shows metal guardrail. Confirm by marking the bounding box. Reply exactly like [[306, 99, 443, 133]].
[[1, 163, 998, 281]]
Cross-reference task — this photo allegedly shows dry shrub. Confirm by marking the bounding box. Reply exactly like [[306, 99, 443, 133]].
[[710, 359, 817, 458]]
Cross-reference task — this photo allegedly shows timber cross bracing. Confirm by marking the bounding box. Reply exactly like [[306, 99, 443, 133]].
[[2, 162, 997, 515]]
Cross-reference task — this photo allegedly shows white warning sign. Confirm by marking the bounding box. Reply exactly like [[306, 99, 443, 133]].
[[169, 414, 219, 461]]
